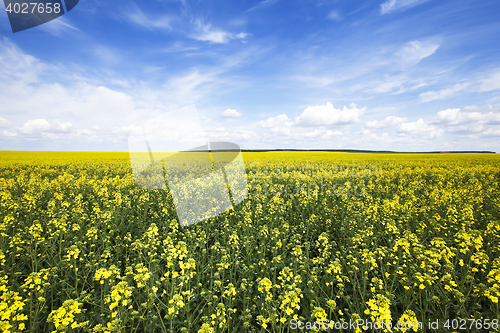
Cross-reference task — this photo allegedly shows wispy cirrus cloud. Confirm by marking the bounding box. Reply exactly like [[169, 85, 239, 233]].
[[478, 71, 500, 92], [122, 6, 248, 44], [419, 83, 469, 102], [246, 0, 279, 12], [38, 16, 80, 35], [163, 69, 222, 103], [419, 69, 500, 102], [380, 0, 432, 14], [123, 5, 172, 31], [397, 40, 439, 68], [162, 42, 200, 53], [0, 37, 47, 83]]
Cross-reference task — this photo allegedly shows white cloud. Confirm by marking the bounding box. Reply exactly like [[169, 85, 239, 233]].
[[195, 29, 230, 44], [235, 32, 249, 39], [192, 22, 248, 44], [356, 129, 396, 146], [0, 38, 245, 148], [17, 119, 50, 134], [434, 108, 463, 125], [296, 102, 365, 126], [0, 130, 16, 137], [2, 82, 136, 124], [258, 114, 292, 128], [255, 102, 366, 144], [254, 102, 366, 144], [397, 118, 443, 138], [322, 130, 343, 139], [397, 41, 439, 68], [419, 83, 469, 102], [0, 39, 138, 126], [0, 117, 10, 128], [17, 119, 72, 135], [0, 116, 14, 138], [433, 105, 500, 134], [380, 0, 431, 14], [0, 39, 151, 146], [221, 109, 243, 118], [17, 118, 73, 134], [480, 127, 500, 137], [366, 116, 407, 129]]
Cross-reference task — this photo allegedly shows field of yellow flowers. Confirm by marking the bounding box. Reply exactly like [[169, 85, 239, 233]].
[[0, 151, 499, 332]]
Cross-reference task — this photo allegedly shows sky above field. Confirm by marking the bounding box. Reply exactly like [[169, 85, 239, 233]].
[[0, 0, 500, 152]]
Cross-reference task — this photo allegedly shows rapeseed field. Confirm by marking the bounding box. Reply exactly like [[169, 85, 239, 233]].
[[0, 151, 499, 332]]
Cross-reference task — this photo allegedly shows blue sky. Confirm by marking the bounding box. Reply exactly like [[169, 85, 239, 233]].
[[0, 0, 500, 151]]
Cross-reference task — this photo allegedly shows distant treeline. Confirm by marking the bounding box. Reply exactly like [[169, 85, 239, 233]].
[[239, 149, 496, 154]]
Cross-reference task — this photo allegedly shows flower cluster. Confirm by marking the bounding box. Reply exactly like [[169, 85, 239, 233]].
[[47, 299, 87, 332], [0, 275, 27, 332], [364, 294, 392, 332]]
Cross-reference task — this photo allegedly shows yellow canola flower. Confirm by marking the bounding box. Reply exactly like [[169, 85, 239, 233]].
[[47, 299, 87, 333], [198, 323, 214, 333], [0, 276, 27, 332], [395, 310, 419, 332], [365, 294, 392, 332], [311, 307, 327, 322], [258, 278, 273, 295]]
